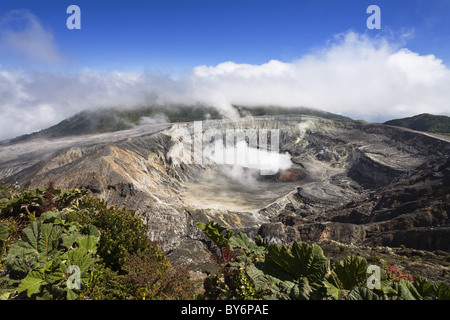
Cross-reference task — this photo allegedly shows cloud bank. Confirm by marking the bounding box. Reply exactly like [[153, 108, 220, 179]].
[[1, 10, 450, 141], [189, 32, 450, 120]]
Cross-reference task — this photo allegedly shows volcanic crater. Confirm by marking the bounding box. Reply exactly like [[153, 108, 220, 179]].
[[1, 114, 449, 283]]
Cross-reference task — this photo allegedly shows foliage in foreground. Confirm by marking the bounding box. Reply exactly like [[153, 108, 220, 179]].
[[1, 181, 448, 301], [197, 221, 450, 300], [0, 182, 196, 300]]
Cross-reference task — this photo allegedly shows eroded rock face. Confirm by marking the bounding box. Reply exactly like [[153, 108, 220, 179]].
[[0, 115, 449, 271]]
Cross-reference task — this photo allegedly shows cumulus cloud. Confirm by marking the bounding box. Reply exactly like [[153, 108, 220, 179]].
[[190, 31, 450, 120], [1, 28, 450, 141]]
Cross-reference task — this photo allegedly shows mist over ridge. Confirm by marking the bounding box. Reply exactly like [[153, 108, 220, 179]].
[[2, 28, 450, 141]]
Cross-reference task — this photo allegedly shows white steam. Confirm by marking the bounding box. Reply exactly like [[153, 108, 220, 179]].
[[205, 140, 292, 176], [139, 113, 169, 125]]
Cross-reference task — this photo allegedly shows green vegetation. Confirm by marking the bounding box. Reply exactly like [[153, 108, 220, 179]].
[[0, 182, 196, 300], [197, 221, 450, 300], [384, 113, 450, 135], [1, 183, 448, 300]]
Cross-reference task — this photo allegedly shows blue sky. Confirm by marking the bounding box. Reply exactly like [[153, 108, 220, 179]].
[[1, 0, 449, 71], [0, 0, 450, 139]]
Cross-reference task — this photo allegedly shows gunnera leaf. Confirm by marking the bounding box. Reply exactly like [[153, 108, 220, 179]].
[[0, 222, 10, 241], [264, 242, 329, 285], [17, 270, 47, 298], [4, 222, 63, 273], [197, 221, 233, 248], [39, 211, 62, 223], [230, 232, 265, 255], [344, 287, 381, 300], [389, 280, 423, 300], [329, 256, 368, 290], [38, 223, 63, 255]]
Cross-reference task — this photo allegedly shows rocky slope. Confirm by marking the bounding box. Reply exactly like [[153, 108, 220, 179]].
[[0, 114, 449, 282]]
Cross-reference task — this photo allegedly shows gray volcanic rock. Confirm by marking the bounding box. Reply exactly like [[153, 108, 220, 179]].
[[0, 115, 449, 277]]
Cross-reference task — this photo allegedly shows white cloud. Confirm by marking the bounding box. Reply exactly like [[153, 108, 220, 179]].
[[1, 30, 450, 141], [189, 31, 450, 120], [0, 10, 65, 65], [0, 69, 168, 140]]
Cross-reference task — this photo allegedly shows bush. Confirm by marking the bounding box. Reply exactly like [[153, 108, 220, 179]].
[[74, 196, 154, 271], [85, 251, 196, 300], [0, 182, 197, 300], [197, 220, 450, 300]]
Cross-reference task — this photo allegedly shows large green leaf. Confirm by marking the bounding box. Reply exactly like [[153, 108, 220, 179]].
[[412, 276, 433, 298], [246, 242, 329, 299], [38, 223, 63, 256], [34, 248, 98, 299], [246, 264, 312, 300], [60, 224, 100, 251], [61, 247, 97, 299], [0, 222, 10, 241], [329, 256, 368, 290], [263, 244, 291, 279], [19, 221, 62, 256], [21, 222, 40, 253], [18, 270, 47, 298], [324, 279, 345, 300], [247, 264, 279, 294], [230, 232, 265, 256], [197, 221, 233, 248], [389, 280, 423, 300], [285, 277, 312, 300], [433, 282, 450, 300], [39, 211, 62, 223], [81, 224, 101, 238], [345, 287, 381, 300], [5, 222, 62, 274], [75, 235, 99, 254], [63, 248, 96, 278], [4, 237, 40, 274], [264, 242, 329, 284], [61, 231, 82, 249], [66, 288, 79, 300], [0, 290, 13, 300]]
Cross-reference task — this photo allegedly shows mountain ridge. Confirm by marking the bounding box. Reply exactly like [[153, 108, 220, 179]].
[[384, 113, 450, 136], [2, 105, 351, 145]]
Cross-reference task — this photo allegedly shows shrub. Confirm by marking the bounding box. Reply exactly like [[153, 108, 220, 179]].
[[0, 182, 198, 300], [1, 211, 100, 300], [75, 197, 154, 271], [386, 265, 414, 283], [85, 251, 196, 300], [197, 220, 450, 301]]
